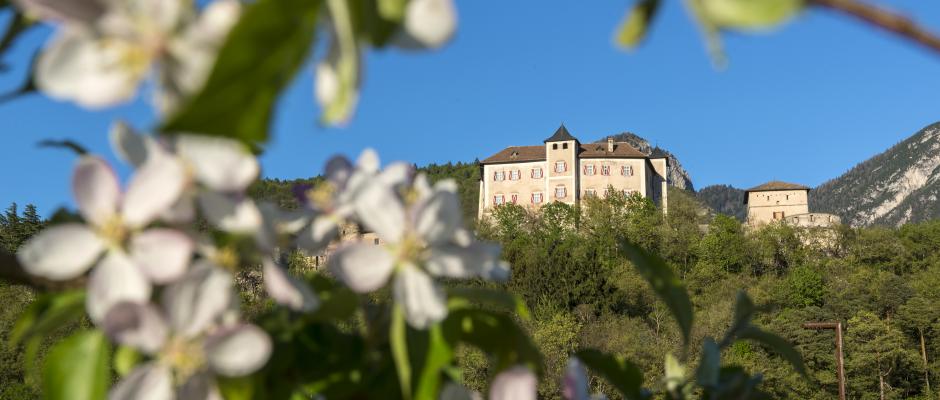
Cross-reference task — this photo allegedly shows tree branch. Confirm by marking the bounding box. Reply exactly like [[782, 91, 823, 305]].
[[809, 0, 940, 55]]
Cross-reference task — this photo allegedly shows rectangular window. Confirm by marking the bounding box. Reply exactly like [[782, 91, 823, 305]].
[[562, 143, 568, 149], [494, 195, 505, 205], [622, 189, 635, 196], [555, 186, 566, 198], [552, 143, 558, 150], [584, 164, 595, 176], [601, 165, 610, 176], [509, 170, 520, 180], [531, 168, 543, 179], [494, 171, 505, 181], [773, 211, 785, 220], [585, 189, 596, 197], [532, 192, 543, 204], [555, 161, 566, 173], [511, 194, 518, 203], [621, 165, 633, 176]]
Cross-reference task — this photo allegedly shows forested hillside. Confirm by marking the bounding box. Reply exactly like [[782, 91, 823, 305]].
[[695, 184, 746, 221], [477, 190, 940, 399]]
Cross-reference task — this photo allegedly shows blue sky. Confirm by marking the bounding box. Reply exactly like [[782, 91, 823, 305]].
[[2, 1, 940, 216]]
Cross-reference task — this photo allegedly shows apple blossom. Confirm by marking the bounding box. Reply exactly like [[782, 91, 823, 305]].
[[17, 155, 190, 323], [103, 262, 271, 400], [20, 0, 241, 112], [329, 170, 509, 328], [490, 366, 537, 400], [296, 149, 412, 254]]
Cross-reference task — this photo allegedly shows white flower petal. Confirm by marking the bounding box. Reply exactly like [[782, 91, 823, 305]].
[[414, 182, 461, 245], [188, 0, 241, 43], [86, 251, 152, 324], [490, 366, 537, 400], [198, 192, 263, 234], [109, 121, 164, 168], [393, 264, 447, 329], [354, 181, 405, 243], [439, 382, 477, 400], [36, 29, 144, 108], [426, 243, 509, 282], [263, 258, 318, 312], [176, 135, 258, 192], [329, 243, 395, 293], [73, 156, 120, 227], [110, 362, 174, 400], [13, 0, 106, 24], [296, 217, 338, 254], [205, 324, 272, 377], [162, 260, 233, 337], [402, 0, 456, 49], [102, 301, 168, 354], [378, 162, 414, 189], [122, 156, 187, 228], [16, 223, 104, 280], [130, 228, 193, 284], [563, 358, 590, 400], [324, 155, 353, 186], [160, 190, 197, 223], [356, 148, 380, 173], [314, 56, 339, 107]]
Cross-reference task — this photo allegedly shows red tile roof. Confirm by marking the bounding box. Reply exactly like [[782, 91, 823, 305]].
[[481, 142, 648, 164], [745, 181, 810, 192]]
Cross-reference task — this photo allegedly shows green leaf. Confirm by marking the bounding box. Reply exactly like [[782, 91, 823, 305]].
[[43, 330, 110, 400], [686, 0, 727, 68], [615, 0, 660, 49], [162, 0, 321, 148], [447, 286, 530, 320], [217, 375, 256, 400], [10, 290, 86, 346], [575, 349, 645, 400], [701, 0, 803, 29], [390, 304, 412, 399], [113, 345, 141, 377], [720, 291, 754, 347], [737, 326, 806, 376], [442, 308, 542, 374], [377, 0, 407, 21], [413, 324, 453, 400], [664, 353, 686, 395], [618, 240, 694, 345], [695, 338, 720, 387], [306, 274, 358, 321]]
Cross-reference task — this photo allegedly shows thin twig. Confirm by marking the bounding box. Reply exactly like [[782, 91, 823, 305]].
[[809, 0, 940, 55]]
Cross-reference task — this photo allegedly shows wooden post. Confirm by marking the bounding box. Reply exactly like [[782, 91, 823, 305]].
[[920, 327, 932, 395], [803, 322, 846, 400]]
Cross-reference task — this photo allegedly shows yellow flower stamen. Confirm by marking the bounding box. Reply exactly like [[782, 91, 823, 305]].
[[160, 336, 206, 383]]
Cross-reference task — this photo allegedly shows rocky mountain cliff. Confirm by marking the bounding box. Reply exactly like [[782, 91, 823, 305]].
[[596, 132, 694, 191], [812, 122, 940, 226]]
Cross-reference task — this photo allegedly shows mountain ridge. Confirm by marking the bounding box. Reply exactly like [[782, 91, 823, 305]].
[[595, 132, 694, 191]]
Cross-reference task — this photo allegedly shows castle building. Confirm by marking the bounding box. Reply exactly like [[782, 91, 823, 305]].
[[744, 181, 840, 227], [744, 181, 810, 225], [477, 125, 669, 218]]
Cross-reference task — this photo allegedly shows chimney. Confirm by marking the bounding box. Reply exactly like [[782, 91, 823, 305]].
[[607, 137, 614, 152]]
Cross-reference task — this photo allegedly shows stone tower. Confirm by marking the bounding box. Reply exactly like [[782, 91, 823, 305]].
[[544, 124, 578, 205], [744, 181, 810, 226]]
